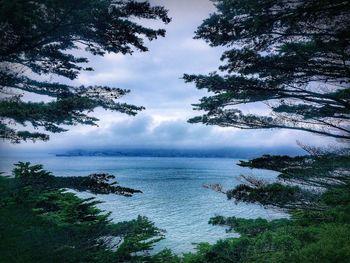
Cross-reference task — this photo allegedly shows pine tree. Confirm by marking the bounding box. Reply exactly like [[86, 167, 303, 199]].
[[0, 0, 170, 142], [185, 0, 350, 140]]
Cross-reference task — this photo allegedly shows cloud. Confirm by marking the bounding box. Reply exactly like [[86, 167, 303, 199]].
[[77, 69, 134, 85], [1, 111, 334, 154], [1, 0, 331, 154], [179, 38, 211, 51]]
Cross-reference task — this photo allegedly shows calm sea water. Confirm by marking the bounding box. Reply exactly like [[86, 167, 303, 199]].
[[0, 155, 286, 254]]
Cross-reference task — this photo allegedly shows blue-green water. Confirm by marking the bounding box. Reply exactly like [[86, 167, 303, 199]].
[[0, 155, 286, 254]]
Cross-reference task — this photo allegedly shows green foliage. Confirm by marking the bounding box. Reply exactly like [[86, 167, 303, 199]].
[[3, 160, 349, 263], [0, 0, 170, 142], [12, 161, 142, 196], [239, 154, 350, 188], [177, 184, 350, 262], [151, 249, 181, 263], [196, 216, 350, 263], [13, 161, 52, 178], [182, 238, 250, 263], [110, 215, 165, 262], [182, 154, 350, 263], [227, 155, 350, 211], [185, 0, 350, 139], [209, 216, 290, 237], [0, 166, 165, 263], [226, 182, 308, 209]]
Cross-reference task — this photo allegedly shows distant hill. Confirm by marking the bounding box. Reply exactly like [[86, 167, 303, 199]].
[[56, 147, 305, 158]]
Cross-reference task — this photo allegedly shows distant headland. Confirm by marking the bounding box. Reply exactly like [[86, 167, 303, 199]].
[[55, 147, 305, 159]]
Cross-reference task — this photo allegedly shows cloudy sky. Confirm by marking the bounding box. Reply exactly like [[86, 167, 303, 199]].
[[2, 0, 333, 153]]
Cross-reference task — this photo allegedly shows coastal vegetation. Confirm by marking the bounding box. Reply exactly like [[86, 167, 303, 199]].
[[0, 0, 172, 261], [0, 163, 164, 263], [1, 0, 349, 262], [174, 154, 350, 262], [185, 0, 350, 140], [0, 0, 170, 142], [177, 0, 350, 261]]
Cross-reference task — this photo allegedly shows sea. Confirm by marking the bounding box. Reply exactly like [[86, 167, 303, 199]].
[[0, 154, 287, 254]]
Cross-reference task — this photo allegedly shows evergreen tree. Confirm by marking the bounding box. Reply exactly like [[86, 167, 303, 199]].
[[0, 167, 165, 263], [184, 0, 350, 140], [0, 0, 170, 142], [185, 154, 350, 263], [180, 3, 350, 260]]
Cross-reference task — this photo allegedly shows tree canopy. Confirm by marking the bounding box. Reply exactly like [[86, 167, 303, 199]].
[[179, 3, 350, 260], [187, 153, 350, 263], [0, 166, 165, 263], [12, 161, 142, 196], [0, 0, 170, 142], [184, 0, 350, 140]]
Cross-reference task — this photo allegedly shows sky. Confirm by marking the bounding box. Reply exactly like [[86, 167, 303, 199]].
[[1, 0, 334, 153]]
